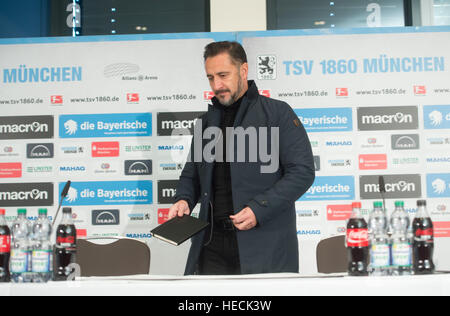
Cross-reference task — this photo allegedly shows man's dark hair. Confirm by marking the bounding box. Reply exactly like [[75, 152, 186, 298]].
[[203, 41, 248, 65]]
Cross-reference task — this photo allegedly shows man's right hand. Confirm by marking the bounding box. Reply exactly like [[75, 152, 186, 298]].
[[168, 200, 191, 220]]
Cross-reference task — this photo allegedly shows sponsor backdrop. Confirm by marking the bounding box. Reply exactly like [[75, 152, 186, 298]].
[[1, 27, 450, 275]]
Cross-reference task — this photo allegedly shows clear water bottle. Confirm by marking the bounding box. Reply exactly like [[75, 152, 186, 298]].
[[368, 201, 391, 276], [10, 209, 32, 283], [390, 201, 412, 276], [32, 209, 53, 283]]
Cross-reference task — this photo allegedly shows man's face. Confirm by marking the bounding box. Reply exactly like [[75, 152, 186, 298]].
[[205, 53, 248, 106]]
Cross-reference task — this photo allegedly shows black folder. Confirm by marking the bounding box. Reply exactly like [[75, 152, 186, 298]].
[[151, 215, 209, 246]]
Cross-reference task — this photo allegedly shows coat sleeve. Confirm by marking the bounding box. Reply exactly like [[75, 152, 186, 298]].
[[246, 102, 315, 226]]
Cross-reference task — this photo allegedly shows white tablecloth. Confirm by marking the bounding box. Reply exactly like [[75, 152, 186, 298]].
[[0, 273, 449, 296]]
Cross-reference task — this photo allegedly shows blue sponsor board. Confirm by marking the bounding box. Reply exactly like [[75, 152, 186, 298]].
[[427, 173, 450, 198], [298, 176, 355, 201], [424, 105, 450, 129], [294, 108, 353, 132], [60, 181, 153, 206], [59, 113, 152, 138]]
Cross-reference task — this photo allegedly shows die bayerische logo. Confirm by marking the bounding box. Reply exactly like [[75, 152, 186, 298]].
[[64, 120, 78, 135], [432, 178, 447, 195]]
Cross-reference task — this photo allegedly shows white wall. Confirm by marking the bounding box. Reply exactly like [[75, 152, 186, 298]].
[[210, 0, 267, 32], [209, 0, 437, 31], [420, 0, 435, 25]]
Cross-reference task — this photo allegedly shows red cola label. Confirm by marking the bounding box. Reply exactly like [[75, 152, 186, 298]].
[[414, 228, 434, 243], [57, 236, 75, 245], [347, 229, 369, 247], [0, 235, 11, 253]]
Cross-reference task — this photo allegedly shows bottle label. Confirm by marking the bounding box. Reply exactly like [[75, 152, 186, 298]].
[[0, 235, 10, 253], [346, 229, 369, 247], [10, 250, 30, 273], [57, 236, 75, 246], [414, 228, 434, 243], [32, 250, 52, 273], [371, 244, 390, 268], [392, 242, 412, 267]]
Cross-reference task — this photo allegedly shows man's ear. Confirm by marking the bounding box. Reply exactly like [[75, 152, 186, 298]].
[[240, 62, 249, 80]]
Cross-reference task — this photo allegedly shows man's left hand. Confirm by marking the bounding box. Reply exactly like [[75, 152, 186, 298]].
[[230, 207, 257, 231]]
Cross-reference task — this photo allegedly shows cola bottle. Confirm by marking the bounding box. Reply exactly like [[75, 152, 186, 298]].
[[412, 200, 435, 275], [53, 207, 77, 281], [346, 202, 369, 276], [0, 209, 11, 282]]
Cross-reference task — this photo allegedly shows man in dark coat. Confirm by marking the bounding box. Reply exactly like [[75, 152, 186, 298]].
[[169, 41, 315, 275]]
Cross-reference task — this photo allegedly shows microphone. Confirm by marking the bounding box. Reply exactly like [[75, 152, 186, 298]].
[[378, 176, 387, 211], [52, 181, 71, 226]]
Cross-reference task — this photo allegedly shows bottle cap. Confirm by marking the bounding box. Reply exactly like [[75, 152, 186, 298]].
[[62, 207, 72, 214], [38, 208, 48, 215], [352, 202, 362, 209], [17, 208, 27, 215], [373, 201, 383, 208], [395, 201, 404, 208], [417, 200, 427, 207], [0, 209, 5, 216]]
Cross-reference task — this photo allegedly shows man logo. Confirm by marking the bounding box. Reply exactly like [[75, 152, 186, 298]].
[[129, 162, 148, 173], [429, 111, 443, 127], [30, 145, 50, 157], [92, 210, 120, 225], [392, 135, 420, 150], [64, 120, 78, 135], [125, 160, 152, 176], [432, 178, 447, 195], [66, 187, 78, 203], [395, 136, 415, 148], [27, 143, 54, 159]]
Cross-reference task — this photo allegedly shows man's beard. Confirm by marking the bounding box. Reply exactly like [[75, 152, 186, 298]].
[[216, 76, 243, 107]]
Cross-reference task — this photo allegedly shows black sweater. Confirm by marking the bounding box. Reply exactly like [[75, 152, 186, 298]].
[[212, 93, 246, 220]]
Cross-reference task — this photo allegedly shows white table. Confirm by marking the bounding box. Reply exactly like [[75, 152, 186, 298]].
[[0, 273, 449, 296]]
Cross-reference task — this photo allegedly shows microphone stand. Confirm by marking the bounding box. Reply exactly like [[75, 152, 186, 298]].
[[52, 181, 71, 227], [378, 176, 387, 211], [378, 176, 390, 237]]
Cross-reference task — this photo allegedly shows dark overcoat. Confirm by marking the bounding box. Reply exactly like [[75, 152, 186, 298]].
[[175, 80, 315, 275]]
